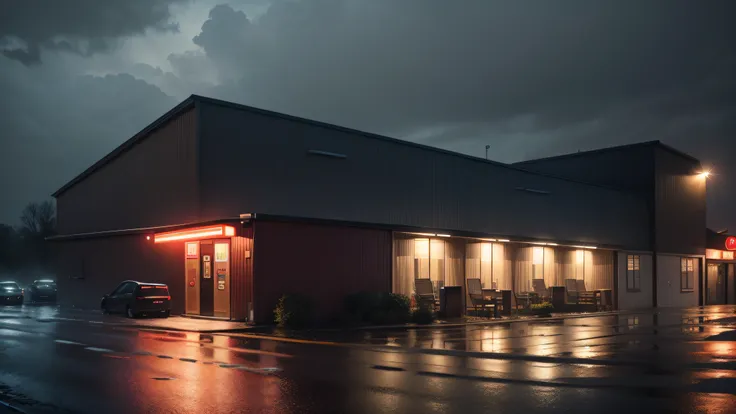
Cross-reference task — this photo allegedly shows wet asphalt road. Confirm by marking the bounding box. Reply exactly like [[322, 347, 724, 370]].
[[1, 305, 735, 414]]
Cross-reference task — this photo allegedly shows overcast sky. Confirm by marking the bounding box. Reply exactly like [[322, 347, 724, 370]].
[[1, 1, 734, 230]]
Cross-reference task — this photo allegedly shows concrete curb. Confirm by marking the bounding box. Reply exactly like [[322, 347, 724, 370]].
[[312, 309, 637, 333]]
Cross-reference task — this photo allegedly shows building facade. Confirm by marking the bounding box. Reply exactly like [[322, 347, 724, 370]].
[[51, 95, 712, 323]]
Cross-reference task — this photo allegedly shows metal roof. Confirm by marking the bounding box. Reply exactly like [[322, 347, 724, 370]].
[[514, 140, 701, 166], [53, 94, 699, 198]]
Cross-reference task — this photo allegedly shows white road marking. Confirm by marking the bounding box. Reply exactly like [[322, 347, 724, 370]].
[[84, 347, 114, 353], [54, 340, 85, 346]]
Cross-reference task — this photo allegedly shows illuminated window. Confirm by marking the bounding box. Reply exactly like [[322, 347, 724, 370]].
[[215, 243, 229, 262], [627, 255, 640, 292], [681, 258, 695, 292], [532, 247, 544, 280], [414, 238, 445, 292]]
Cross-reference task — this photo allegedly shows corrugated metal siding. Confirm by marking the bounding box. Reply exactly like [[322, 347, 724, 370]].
[[55, 235, 185, 314], [655, 148, 706, 255], [55, 109, 199, 234], [514, 146, 656, 195], [230, 229, 253, 321], [252, 220, 391, 324], [198, 103, 649, 250]]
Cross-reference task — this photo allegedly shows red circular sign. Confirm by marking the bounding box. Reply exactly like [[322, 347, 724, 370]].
[[726, 237, 736, 251], [189, 280, 195, 287]]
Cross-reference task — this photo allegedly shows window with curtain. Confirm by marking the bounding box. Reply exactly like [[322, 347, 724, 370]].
[[515, 246, 555, 292], [681, 257, 695, 292], [627, 255, 640, 292], [393, 235, 453, 299], [466, 242, 493, 289]]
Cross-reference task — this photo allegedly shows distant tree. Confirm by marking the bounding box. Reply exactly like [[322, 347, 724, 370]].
[[20, 201, 56, 237], [18, 201, 56, 270]]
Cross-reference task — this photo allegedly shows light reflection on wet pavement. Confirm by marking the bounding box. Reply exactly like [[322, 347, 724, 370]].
[[0, 305, 734, 413]]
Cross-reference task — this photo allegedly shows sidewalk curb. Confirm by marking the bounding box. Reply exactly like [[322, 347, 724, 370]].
[[312, 309, 639, 333]]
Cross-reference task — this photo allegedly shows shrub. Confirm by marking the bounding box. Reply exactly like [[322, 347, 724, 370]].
[[412, 307, 435, 325], [344, 292, 411, 325], [530, 302, 554, 311], [274, 294, 314, 329], [375, 293, 411, 325]]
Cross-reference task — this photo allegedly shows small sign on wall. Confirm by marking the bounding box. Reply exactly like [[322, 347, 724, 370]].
[[215, 243, 228, 262], [186, 242, 198, 258]]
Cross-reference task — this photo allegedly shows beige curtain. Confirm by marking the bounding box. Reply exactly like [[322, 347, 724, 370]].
[[556, 248, 574, 286], [445, 238, 465, 288], [393, 236, 415, 296], [586, 250, 614, 290], [493, 243, 512, 290], [543, 247, 556, 288], [515, 247, 533, 293]]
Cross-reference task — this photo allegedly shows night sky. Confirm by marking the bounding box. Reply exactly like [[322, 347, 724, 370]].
[[1, 1, 734, 230]]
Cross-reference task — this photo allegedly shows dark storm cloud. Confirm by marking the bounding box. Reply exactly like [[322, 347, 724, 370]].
[[0, 0, 186, 64], [183, 1, 735, 137]]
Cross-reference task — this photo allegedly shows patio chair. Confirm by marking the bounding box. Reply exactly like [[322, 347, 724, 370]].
[[564, 279, 579, 304], [575, 279, 597, 305], [532, 279, 550, 301], [513, 291, 533, 309], [466, 278, 498, 317], [415, 279, 437, 310]]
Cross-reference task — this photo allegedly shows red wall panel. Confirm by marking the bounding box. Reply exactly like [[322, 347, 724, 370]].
[[252, 220, 392, 324], [55, 235, 186, 314], [230, 229, 253, 321]]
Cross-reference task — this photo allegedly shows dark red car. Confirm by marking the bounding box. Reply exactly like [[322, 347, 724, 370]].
[[101, 281, 171, 318]]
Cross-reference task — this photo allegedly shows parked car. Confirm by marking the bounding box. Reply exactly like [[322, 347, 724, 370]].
[[101, 281, 171, 318], [27, 279, 57, 303], [0, 281, 24, 305]]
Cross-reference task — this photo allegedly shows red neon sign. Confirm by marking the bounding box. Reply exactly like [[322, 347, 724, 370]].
[[727, 237, 736, 251], [154, 225, 236, 243]]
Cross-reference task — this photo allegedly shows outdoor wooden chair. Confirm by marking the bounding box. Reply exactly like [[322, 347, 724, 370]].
[[564, 279, 579, 304], [575, 279, 597, 305], [414, 279, 437, 310], [532, 279, 551, 302], [466, 278, 498, 317]]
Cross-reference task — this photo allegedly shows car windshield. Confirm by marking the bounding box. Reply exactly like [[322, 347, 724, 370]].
[[137, 285, 169, 297], [35, 281, 56, 289], [1, 282, 20, 290]]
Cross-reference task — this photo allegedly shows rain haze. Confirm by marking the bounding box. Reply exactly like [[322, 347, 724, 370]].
[[1, 0, 734, 229]]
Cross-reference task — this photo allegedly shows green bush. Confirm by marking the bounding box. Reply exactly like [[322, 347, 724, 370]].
[[530, 302, 554, 311], [412, 307, 435, 325], [274, 294, 314, 329], [344, 292, 411, 325]]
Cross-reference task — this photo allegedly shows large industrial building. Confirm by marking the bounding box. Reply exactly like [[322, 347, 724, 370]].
[[50, 95, 720, 323]]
